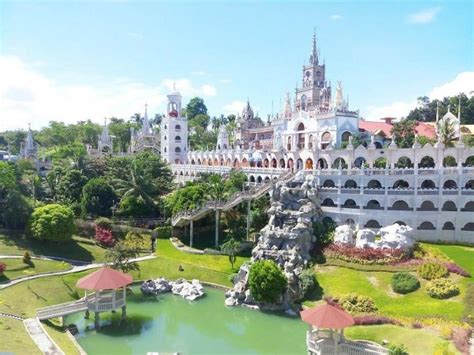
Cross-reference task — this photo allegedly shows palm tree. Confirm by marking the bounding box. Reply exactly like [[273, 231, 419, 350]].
[[206, 174, 226, 202], [112, 161, 157, 208], [438, 118, 456, 147]]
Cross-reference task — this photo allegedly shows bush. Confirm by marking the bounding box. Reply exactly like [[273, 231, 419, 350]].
[[228, 273, 238, 284], [81, 178, 116, 217], [332, 293, 378, 314], [353, 315, 401, 326], [0, 262, 6, 274], [391, 272, 420, 294], [443, 262, 470, 277], [388, 344, 408, 355], [325, 243, 408, 265], [30, 204, 75, 242], [426, 279, 460, 299], [298, 269, 318, 300], [452, 327, 472, 354], [23, 251, 32, 265], [95, 217, 112, 230], [154, 226, 172, 239], [124, 231, 149, 251], [95, 227, 115, 247], [248, 260, 287, 303], [418, 262, 449, 280]]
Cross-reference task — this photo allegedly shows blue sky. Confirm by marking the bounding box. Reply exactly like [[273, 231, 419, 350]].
[[0, 0, 473, 130]]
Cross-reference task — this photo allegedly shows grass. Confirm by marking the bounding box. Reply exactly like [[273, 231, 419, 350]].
[[345, 325, 459, 354], [0, 258, 71, 282], [0, 317, 41, 355], [0, 233, 108, 262], [43, 320, 81, 355]]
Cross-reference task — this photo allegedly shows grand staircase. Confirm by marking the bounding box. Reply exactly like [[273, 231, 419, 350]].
[[171, 170, 295, 227]]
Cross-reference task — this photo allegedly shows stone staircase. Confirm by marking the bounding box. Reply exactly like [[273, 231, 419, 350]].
[[171, 170, 295, 227]]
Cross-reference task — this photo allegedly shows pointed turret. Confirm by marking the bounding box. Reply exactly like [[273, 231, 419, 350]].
[[310, 32, 318, 65]]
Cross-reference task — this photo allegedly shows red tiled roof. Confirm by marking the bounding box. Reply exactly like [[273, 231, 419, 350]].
[[414, 122, 437, 139], [301, 303, 355, 329], [76, 267, 133, 290], [359, 121, 393, 138]]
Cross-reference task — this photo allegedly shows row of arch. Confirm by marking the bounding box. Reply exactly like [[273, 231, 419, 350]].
[[322, 178, 474, 190], [187, 155, 474, 169], [321, 198, 474, 212], [363, 219, 474, 231]]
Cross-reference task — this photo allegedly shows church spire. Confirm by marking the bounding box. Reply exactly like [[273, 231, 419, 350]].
[[310, 31, 318, 65]]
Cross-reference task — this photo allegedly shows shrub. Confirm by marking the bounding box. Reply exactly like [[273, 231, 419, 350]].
[[391, 272, 420, 294], [228, 273, 238, 284], [23, 251, 32, 265], [95, 217, 112, 231], [433, 342, 455, 355], [353, 315, 401, 326], [426, 279, 460, 299], [298, 269, 318, 300], [388, 344, 408, 355], [418, 262, 449, 280], [411, 321, 423, 329], [30, 204, 75, 242], [95, 227, 115, 247], [452, 327, 472, 354], [124, 231, 149, 251], [443, 262, 470, 277], [0, 262, 6, 274], [154, 226, 172, 239], [332, 293, 378, 314], [81, 178, 116, 217], [248, 260, 287, 303]]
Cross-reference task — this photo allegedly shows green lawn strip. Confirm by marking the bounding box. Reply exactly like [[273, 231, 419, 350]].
[[156, 239, 248, 274], [345, 325, 459, 354], [0, 233, 107, 262], [313, 265, 465, 321], [0, 258, 71, 282], [0, 317, 41, 355], [43, 320, 81, 355], [425, 243, 474, 276]]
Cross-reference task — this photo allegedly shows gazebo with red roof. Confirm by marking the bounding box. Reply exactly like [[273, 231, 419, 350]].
[[76, 267, 133, 327]]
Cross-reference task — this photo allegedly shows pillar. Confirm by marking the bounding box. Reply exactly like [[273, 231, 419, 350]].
[[215, 210, 219, 248], [94, 312, 100, 328], [246, 200, 251, 241], [84, 310, 90, 319], [121, 305, 127, 320], [190, 220, 194, 248]]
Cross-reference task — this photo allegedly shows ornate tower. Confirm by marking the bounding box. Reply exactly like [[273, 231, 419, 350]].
[[161, 88, 187, 164], [294, 34, 331, 113], [98, 118, 113, 155], [216, 125, 229, 150]]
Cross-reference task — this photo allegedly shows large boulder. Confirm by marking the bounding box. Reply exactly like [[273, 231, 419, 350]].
[[355, 228, 376, 249], [334, 224, 356, 245], [377, 223, 414, 250]]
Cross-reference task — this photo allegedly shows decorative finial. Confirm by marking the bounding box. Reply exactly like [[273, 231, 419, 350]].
[[173, 82, 176, 91]]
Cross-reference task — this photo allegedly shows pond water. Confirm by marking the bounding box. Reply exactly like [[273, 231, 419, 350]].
[[66, 286, 307, 355]]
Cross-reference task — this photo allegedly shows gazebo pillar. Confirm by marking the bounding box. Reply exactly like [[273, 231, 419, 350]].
[[94, 290, 100, 328], [121, 287, 127, 320]]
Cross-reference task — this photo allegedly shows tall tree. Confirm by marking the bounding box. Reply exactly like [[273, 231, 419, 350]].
[[391, 120, 417, 148], [185, 97, 208, 120]]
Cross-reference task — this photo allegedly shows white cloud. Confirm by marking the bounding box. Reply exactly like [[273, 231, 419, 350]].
[[408, 6, 441, 24], [222, 100, 246, 115], [0, 56, 217, 131], [191, 71, 206, 76], [364, 71, 474, 120], [330, 14, 343, 20]]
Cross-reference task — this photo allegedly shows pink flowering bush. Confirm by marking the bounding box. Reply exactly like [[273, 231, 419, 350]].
[[325, 243, 409, 265], [95, 226, 115, 247], [353, 315, 401, 326], [443, 262, 471, 277], [0, 262, 6, 274]]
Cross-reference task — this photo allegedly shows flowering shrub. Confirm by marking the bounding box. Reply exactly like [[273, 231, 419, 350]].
[[443, 262, 471, 277], [325, 243, 408, 265], [426, 279, 460, 299], [391, 272, 420, 294], [452, 327, 472, 354], [418, 262, 449, 280], [353, 315, 401, 326], [411, 322, 423, 329], [0, 262, 6, 274], [331, 293, 378, 314], [95, 226, 115, 247]]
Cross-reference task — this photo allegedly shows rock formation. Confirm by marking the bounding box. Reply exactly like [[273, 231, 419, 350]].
[[141, 278, 205, 301], [225, 175, 322, 309]]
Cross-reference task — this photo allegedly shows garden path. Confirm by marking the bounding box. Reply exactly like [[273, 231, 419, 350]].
[[24, 317, 64, 355]]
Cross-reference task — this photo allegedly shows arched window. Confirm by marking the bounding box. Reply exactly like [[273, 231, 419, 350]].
[[344, 180, 357, 188], [442, 201, 457, 211], [373, 157, 387, 168], [463, 156, 474, 167], [341, 131, 352, 142], [395, 156, 413, 169], [367, 180, 382, 189], [322, 179, 335, 188], [420, 179, 436, 189], [249, 175, 255, 183], [465, 180, 474, 189], [365, 220, 381, 228], [175, 147, 181, 153], [317, 158, 328, 169], [279, 158, 285, 168], [419, 156, 435, 168], [442, 222, 455, 230], [390, 200, 411, 210], [461, 223, 474, 231], [443, 156, 457, 167], [365, 200, 382, 210], [322, 198, 336, 207], [321, 131, 331, 142], [418, 201, 436, 211], [462, 201, 474, 212], [305, 158, 313, 170], [353, 157, 366, 168], [175, 135, 181, 142], [287, 136, 292, 151], [342, 199, 358, 209], [443, 180, 457, 189], [418, 221, 436, 230], [175, 124, 181, 131], [394, 220, 407, 226], [332, 157, 347, 169], [297, 123, 305, 131], [393, 180, 409, 189]]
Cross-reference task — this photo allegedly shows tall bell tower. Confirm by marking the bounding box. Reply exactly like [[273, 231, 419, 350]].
[[160, 88, 188, 164]]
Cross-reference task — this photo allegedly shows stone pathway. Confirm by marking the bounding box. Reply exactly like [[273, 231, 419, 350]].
[[24, 318, 65, 355], [0, 254, 156, 290]]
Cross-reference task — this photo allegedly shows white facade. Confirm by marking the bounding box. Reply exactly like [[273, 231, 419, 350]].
[[161, 91, 188, 164]]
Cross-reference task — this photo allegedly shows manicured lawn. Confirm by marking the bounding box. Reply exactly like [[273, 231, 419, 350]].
[[0, 317, 40, 355], [0, 258, 71, 282], [43, 320, 81, 355], [0, 233, 107, 262], [426, 243, 474, 276], [156, 238, 248, 274], [312, 265, 466, 321], [345, 325, 459, 354]]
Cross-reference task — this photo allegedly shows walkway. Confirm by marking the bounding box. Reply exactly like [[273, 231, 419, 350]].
[[24, 318, 65, 355], [0, 254, 156, 290]]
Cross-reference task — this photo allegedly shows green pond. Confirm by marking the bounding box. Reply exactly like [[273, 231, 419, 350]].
[[66, 286, 307, 355]]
